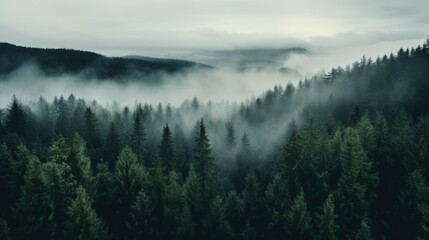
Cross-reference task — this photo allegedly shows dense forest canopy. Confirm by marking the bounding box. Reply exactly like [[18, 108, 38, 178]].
[[0, 38, 429, 239]]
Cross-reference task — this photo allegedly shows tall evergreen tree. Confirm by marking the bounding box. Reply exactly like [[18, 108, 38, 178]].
[[131, 109, 146, 164], [128, 189, 151, 240], [148, 157, 167, 239], [64, 187, 109, 240], [42, 161, 77, 240], [0, 144, 13, 219], [159, 124, 175, 172], [396, 170, 429, 239], [193, 119, 218, 210], [15, 155, 47, 239], [105, 122, 121, 171], [113, 146, 146, 239], [225, 122, 236, 150], [285, 192, 314, 240], [317, 194, 338, 240], [5, 95, 27, 144]]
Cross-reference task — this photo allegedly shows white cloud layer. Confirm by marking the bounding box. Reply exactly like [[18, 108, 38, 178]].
[[1, 0, 428, 51]]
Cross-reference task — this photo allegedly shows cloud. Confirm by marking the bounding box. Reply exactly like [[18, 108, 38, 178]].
[[1, 0, 428, 51]]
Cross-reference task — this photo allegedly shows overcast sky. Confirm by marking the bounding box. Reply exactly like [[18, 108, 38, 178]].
[[1, 0, 428, 53]]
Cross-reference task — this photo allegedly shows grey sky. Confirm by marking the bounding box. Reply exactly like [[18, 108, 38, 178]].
[[1, 0, 428, 53]]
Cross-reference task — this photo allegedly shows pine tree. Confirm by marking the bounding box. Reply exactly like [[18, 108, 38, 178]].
[[182, 164, 201, 230], [105, 122, 121, 171], [65, 131, 94, 194], [64, 187, 109, 240], [224, 190, 243, 238], [5, 95, 27, 144], [55, 96, 70, 136], [242, 171, 264, 237], [281, 123, 303, 197], [131, 109, 146, 164], [0, 144, 13, 219], [148, 156, 167, 238], [128, 189, 151, 240], [193, 119, 217, 209], [10, 145, 35, 204], [159, 124, 175, 172], [317, 194, 338, 240], [335, 128, 377, 239], [265, 173, 290, 240], [397, 170, 429, 239], [177, 202, 195, 240], [225, 122, 236, 150], [113, 146, 146, 238], [84, 107, 100, 150], [42, 161, 77, 240], [285, 192, 314, 240], [15, 155, 47, 239], [356, 114, 375, 155]]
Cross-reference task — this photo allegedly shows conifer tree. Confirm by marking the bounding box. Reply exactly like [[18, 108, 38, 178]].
[[148, 156, 167, 238], [397, 170, 429, 239], [131, 110, 146, 164], [0, 144, 13, 218], [317, 194, 338, 240], [64, 187, 109, 240], [5, 95, 27, 144], [128, 189, 151, 240], [15, 155, 47, 239], [42, 161, 77, 240], [113, 146, 146, 238], [10, 145, 35, 203], [285, 192, 314, 240], [193, 119, 217, 209], [105, 122, 121, 171], [159, 124, 175, 172], [225, 122, 236, 150], [84, 107, 100, 150]]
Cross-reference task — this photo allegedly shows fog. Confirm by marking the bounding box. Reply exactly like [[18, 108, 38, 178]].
[[0, 65, 299, 108], [0, 38, 423, 109]]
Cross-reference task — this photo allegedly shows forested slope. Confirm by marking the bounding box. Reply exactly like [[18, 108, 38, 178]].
[[0, 38, 428, 239]]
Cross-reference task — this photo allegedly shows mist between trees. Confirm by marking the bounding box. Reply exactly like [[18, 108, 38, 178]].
[[0, 38, 428, 239]]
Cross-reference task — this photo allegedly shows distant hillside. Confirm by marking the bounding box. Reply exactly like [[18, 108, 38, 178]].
[[0, 43, 210, 80], [183, 48, 308, 71]]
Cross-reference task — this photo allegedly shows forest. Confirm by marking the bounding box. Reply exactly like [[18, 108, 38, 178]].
[[0, 38, 429, 240]]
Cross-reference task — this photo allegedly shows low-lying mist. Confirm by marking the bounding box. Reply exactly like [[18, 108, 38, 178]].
[[0, 64, 300, 108]]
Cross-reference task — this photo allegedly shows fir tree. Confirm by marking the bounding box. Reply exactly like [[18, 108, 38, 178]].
[[131, 109, 146, 164], [285, 192, 314, 240], [64, 187, 109, 240], [159, 124, 175, 172], [317, 194, 338, 240]]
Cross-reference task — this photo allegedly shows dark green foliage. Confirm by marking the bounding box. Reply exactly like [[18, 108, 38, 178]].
[[285, 192, 314, 240], [159, 124, 175, 172], [64, 187, 109, 240], [396, 170, 429, 239], [225, 122, 236, 149], [105, 122, 122, 171], [317, 194, 338, 240], [0, 144, 13, 218], [0, 43, 208, 79], [0, 218, 10, 240], [5, 95, 27, 145], [2, 38, 429, 240], [193, 119, 218, 209], [128, 189, 151, 240], [112, 146, 146, 238], [131, 108, 146, 164]]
